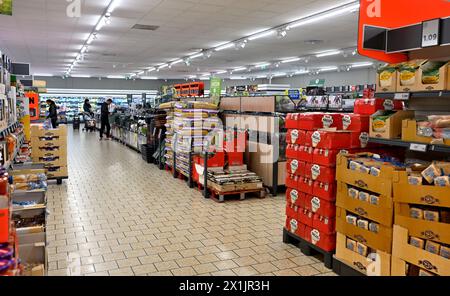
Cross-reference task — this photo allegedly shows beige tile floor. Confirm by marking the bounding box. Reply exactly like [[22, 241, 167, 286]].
[[46, 129, 336, 276]]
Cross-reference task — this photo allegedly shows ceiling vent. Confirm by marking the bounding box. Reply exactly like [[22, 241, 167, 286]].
[[132, 24, 160, 31]]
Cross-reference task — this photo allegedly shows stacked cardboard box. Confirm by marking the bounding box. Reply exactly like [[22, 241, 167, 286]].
[[335, 153, 403, 275], [30, 125, 68, 179], [391, 168, 450, 276], [284, 112, 372, 253]]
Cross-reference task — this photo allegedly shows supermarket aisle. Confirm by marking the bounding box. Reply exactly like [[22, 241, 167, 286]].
[[45, 128, 335, 276]]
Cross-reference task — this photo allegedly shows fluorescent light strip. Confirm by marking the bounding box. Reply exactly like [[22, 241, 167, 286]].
[[106, 0, 120, 13], [71, 75, 91, 78], [316, 50, 341, 58], [282, 57, 301, 63], [248, 30, 275, 41], [147, 67, 156, 72], [230, 76, 247, 80], [170, 59, 183, 65], [294, 70, 310, 75], [215, 43, 235, 51], [158, 64, 169, 69], [351, 62, 373, 68], [272, 73, 287, 77], [255, 63, 271, 68], [216, 70, 228, 74], [287, 2, 359, 30], [233, 67, 247, 72], [45, 88, 158, 95], [189, 53, 204, 59], [141, 76, 159, 80], [107, 75, 125, 79], [34, 74, 53, 77], [319, 66, 338, 72], [200, 77, 210, 80]]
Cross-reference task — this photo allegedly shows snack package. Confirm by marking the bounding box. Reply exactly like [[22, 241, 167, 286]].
[[419, 269, 435, 276], [425, 241, 441, 255], [434, 176, 450, 187], [409, 237, 425, 249], [378, 64, 398, 88], [421, 163, 441, 184], [346, 238, 357, 252], [440, 245, 450, 259], [423, 210, 440, 222], [348, 187, 359, 199], [410, 208, 424, 220], [357, 219, 369, 230], [358, 191, 369, 203], [408, 174, 423, 186], [399, 60, 425, 86], [356, 242, 368, 256], [421, 61, 447, 84], [369, 222, 379, 233], [370, 195, 379, 205], [346, 215, 357, 226]]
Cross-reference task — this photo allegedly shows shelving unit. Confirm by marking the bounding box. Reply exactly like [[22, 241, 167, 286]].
[[368, 137, 450, 154]]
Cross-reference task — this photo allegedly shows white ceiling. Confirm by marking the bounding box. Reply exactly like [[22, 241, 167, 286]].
[[0, 0, 374, 79]]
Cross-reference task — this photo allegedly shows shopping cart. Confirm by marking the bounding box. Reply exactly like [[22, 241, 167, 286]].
[[73, 114, 81, 130], [82, 113, 97, 132]]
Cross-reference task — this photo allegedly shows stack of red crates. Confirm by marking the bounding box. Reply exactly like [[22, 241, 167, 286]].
[[285, 112, 372, 252]]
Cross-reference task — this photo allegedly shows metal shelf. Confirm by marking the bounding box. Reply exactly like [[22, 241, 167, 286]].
[[0, 121, 20, 137], [375, 91, 450, 100], [369, 137, 450, 153]]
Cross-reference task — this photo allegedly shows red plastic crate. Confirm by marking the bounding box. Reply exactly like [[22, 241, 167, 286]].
[[350, 131, 371, 149], [298, 208, 313, 227], [305, 163, 336, 183], [285, 174, 299, 190], [312, 181, 336, 201], [298, 146, 314, 163], [286, 188, 305, 208], [285, 217, 304, 237], [312, 148, 339, 167], [286, 129, 305, 145], [286, 113, 300, 129], [304, 226, 336, 252], [304, 195, 336, 218], [194, 152, 225, 167], [354, 98, 403, 115], [309, 130, 352, 149], [286, 144, 300, 159], [312, 214, 336, 234], [227, 152, 244, 166], [286, 159, 305, 176], [342, 114, 370, 132], [298, 113, 343, 130], [298, 177, 313, 195]]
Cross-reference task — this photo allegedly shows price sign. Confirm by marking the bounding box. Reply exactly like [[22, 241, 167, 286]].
[[422, 19, 440, 48], [410, 143, 427, 152], [394, 93, 410, 100]]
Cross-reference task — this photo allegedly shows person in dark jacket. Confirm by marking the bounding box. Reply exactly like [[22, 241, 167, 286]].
[[99, 99, 113, 140], [83, 99, 92, 115], [46, 99, 58, 128]]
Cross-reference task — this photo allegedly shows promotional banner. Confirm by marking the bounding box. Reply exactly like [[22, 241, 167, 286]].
[[210, 77, 222, 106], [0, 0, 12, 16]]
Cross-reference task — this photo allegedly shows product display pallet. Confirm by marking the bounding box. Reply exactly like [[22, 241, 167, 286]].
[[332, 256, 365, 276], [47, 176, 68, 185], [282, 228, 334, 269], [209, 188, 266, 203]]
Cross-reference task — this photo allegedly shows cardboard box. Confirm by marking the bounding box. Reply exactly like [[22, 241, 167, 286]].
[[298, 146, 314, 163], [286, 188, 305, 208], [286, 203, 299, 221], [304, 226, 336, 252], [312, 181, 336, 202], [336, 232, 391, 276], [312, 214, 335, 234], [304, 194, 336, 218], [312, 148, 339, 167], [298, 113, 343, 131], [285, 217, 304, 238], [31, 147, 67, 159], [402, 119, 450, 146], [336, 182, 394, 226], [308, 130, 352, 149], [247, 142, 285, 187], [286, 144, 299, 160], [31, 124, 67, 137], [354, 98, 403, 116], [370, 110, 414, 139], [220, 97, 241, 111], [299, 207, 314, 227], [31, 138, 66, 147], [396, 60, 427, 92], [46, 166, 68, 179], [304, 163, 336, 183], [286, 129, 305, 145], [298, 177, 313, 195], [416, 61, 450, 92], [286, 113, 300, 129], [285, 174, 299, 191], [342, 114, 370, 132], [392, 225, 449, 276], [241, 96, 276, 113], [0, 201, 9, 243], [286, 159, 305, 176], [376, 66, 398, 93], [394, 203, 450, 245], [336, 207, 393, 253]]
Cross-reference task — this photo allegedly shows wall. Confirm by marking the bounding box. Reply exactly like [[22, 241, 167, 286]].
[[272, 68, 377, 87]]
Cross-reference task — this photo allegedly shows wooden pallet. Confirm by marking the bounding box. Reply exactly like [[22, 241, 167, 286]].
[[209, 188, 266, 203], [282, 228, 334, 269], [332, 255, 365, 276]]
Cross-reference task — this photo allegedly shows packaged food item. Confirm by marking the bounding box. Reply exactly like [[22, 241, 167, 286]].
[[372, 111, 396, 133], [357, 219, 369, 230], [410, 208, 424, 219], [359, 165, 370, 174], [346, 215, 358, 226], [369, 222, 379, 233], [356, 242, 368, 256], [425, 241, 440, 255], [358, 191, 369, 203], [409, 237, 425, 249], [408, 174, 423, 186], [435, 161, 450, 175], [370, 195, 379, 206], [399, 60, 425, 86], [346, 238, 357, 252], [377, 64, 398, 88], [419, 269, 435, 276], [440, 210, 450, 223], [421, 61, 447, 84], [370, 167, 381, 177], [349, 161, 361, 171], [348, 187, 359, 199], [434, 176, 450, 187], [440, 245, 450, 259], [423, 210, 439, 222], [421, 163, 441, 184]]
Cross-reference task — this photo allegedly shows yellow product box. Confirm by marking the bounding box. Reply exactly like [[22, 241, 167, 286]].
[[336, 153, 400, 196], [31, 138, 66, 148], [336, 182, 394, 226], [31, 124, 67, 137], [336, 207, 393, 253], [370, 110, 414, 139], [376, 63, 398, 93], [416, 61, 450, 92], [31, 146, 67, 159], [396, 59, 427, 92], [402, 119, 450, 146], [32, 80, 47, 88], [335, 232, 391, 276], [391, 225, 449, 276]]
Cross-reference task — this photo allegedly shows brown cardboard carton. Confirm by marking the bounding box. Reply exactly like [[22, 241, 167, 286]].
[[31, 147, 68, 159], [220, 97, 241, 112], [31, 124, 67, 137], [401, 119, 450, 146], [376, 65, 398, 93], [392, 225, 450, 276], [336, 182, 394, 226], [336, 207, 393, 253], [46, 166, 68, 179], [370, 111, 414, 139], [335, 232, 391, 276], [416, 61, 450, 92], [396, 60, 427, 92]]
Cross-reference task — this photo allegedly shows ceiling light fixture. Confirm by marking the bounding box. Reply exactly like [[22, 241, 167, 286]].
[[282, 57, 301, 64], [286, 2, 360, 30], [189, 52, 204, 59], [71, 75, 91, 78], [248, 30, 275, 41], [255, 62, 271, 68], [316, 50, 341, 58], [319, 66, 338, 72], [34, 74, 53, 77], [158, 64, 169, 70], [170, 59, 183, 66], [351, 62, 374, 68], [277, 28, 288, 38], [141, 76, 159, 80], [216, 70, 228, 74], [107, 75, 125, 79], [272, 72, 287, 77], [147, 67, 156, 72], [233, 67, 247, 72], [215, 43, 235, 51], [294, 70, 310, 75]]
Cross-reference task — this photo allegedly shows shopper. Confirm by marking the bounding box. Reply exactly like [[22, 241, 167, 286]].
[[83, 99, 93, 115], [46, 99, 58, 128], [99, 99, 113, 140]]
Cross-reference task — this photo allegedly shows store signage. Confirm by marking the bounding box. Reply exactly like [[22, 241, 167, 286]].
[[410, 143, 427, 152], [287, 89, 300, 100], [394, 93, 410, 100], [209, 77, 222, 106], [422, 19, 440, 47], [0, 0, 12, 16], [308, 79, 325, 88]]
